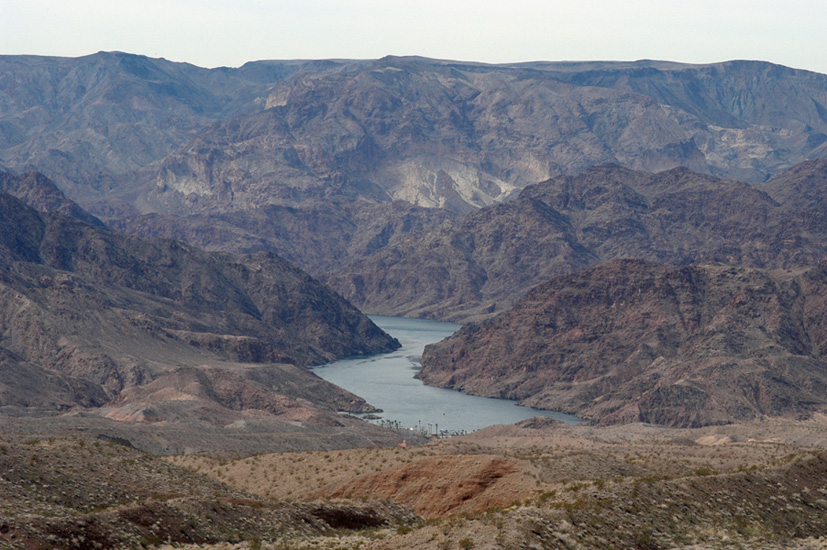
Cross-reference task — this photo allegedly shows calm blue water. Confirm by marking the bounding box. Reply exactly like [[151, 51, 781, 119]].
[[313, 315, 581, 434]]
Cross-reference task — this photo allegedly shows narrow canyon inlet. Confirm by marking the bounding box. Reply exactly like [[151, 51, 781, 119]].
[[314, 315, 581, 434]]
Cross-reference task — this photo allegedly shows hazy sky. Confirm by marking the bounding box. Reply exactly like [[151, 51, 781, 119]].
[[3, 0, 827, 73]]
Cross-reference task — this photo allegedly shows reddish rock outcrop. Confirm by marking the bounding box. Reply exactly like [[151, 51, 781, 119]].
[[322, 454, 531, 517]]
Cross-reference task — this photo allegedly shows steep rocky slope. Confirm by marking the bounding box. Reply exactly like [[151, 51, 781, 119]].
[[0, 347, 109, 410], [0, 170, 105, 228], [119, 161, 827, 323], [327, 162, 827, 320], [0, 191, 397, 369], [6, 54, 827, 323], [3, 53, 827, 214], [0, 52, 335, 200], [544, 60, 827, 179], [0, 186, 398, 428], [142, 57, 827, 216], [110, 198, 457, 274], [419, 260, 827, 427], [761, 157, 827, 212]]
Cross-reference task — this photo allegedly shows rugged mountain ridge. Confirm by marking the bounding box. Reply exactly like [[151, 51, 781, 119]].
[[115, 160, 827, 323], [110, 198, 457, 275], [419, 260, 827, 427], [0, 170, 105, 228], [6, 53, 827, 324], [0, 178, 399, 431], [141, 57, 827, 216], [2, 53, 827, 214], [0, 52, 338, 199], [325, 160, 827, 321], [0, 199, 397, 370]]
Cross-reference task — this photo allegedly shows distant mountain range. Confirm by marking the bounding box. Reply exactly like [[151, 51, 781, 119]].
[[6, 52, 827, 318], [4, 52, 827, 429], [2, 53, 827, 213], [142, 57, 827, 216]]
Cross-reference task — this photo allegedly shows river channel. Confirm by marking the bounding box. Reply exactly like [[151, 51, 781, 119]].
[[314, 315, 581, 434]]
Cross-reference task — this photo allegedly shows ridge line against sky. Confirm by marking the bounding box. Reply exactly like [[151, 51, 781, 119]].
[[2, 0, 827, 75]]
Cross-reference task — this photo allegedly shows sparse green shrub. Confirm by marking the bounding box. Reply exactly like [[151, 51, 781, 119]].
[[139, 535, 162, 547], [536, 490, 557, 504], [632, 526, 660, 550], [693, 466, 717, 476]]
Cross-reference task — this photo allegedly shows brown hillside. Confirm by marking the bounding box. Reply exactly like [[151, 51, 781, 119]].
[[322, 454, 532, 518], [419, 260, 827, 427], [0, 189, 400, 442], [329, 162, 827, 321]]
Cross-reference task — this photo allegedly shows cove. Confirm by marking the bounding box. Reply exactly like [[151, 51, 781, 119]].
[[314, 315, 581, 434]]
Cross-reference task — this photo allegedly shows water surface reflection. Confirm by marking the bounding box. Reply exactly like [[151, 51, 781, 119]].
[[314, 315, 581, 434]]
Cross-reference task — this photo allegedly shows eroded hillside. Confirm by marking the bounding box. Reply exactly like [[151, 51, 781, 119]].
[[419, 260, 827, 427]]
